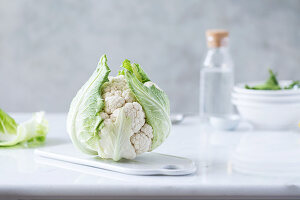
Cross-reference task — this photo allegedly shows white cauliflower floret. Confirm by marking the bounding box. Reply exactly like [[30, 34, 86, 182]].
[[110, 108, 120, 122], [102, 75, 136, 103], [110, 102, 145, 133], [104, 96, 125, 114], [122, 89, 136, 103], [140, 123, 153, 138], [100, 112, 116, 125], [102, 76, 127, 96], [123, 102, 145, 133], [100, 112, 109, 119], [130, 123, 153, 154], [102, 90, 122, 99]]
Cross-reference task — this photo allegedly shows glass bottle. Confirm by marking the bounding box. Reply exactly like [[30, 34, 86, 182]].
[[199, 30, 234, 119]]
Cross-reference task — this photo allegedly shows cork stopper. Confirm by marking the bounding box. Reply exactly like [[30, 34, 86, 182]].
[[206, 29, 229, 48]]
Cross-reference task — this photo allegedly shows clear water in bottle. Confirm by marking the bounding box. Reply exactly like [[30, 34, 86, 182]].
[[200, 67, 234, 117]]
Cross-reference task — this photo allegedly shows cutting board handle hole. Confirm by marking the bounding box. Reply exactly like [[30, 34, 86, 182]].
[[163, 164, 179, 170]]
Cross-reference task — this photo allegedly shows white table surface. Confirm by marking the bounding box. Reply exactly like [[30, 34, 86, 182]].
[[1, 113, 300, 200]]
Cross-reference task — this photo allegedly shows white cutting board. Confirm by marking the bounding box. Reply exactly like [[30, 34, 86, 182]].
[[35, 144, 197, 176]]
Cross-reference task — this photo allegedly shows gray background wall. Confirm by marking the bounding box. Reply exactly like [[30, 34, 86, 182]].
[[0, 0, 299, 113]]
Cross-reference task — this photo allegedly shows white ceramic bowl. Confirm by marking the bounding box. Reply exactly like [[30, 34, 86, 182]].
[[232, 92, 300, 104], [232, 99, 300, 130], [233, 80, 300, 129], [234, 80, 300, 96]]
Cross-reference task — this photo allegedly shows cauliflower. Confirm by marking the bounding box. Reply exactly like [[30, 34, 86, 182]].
[[100, 75, 152, 157], [67, 55, 171, 161], [131, 124, 153, 154], [102, 76, 136, 102], [104, 96, 125, 114]]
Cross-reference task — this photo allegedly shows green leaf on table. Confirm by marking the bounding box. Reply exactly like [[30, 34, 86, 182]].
[[0, 110, 48, 147]]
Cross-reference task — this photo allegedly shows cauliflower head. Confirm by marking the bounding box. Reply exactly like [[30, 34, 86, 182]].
[[99, 75, 153, 159], [67, 55, 171, 161]]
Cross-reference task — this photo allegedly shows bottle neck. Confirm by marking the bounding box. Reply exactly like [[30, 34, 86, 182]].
[[207, 45, 229, 51], [203, 45, 233, 69]]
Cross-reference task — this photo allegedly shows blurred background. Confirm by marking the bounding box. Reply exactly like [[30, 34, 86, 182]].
[[0, 0, 299, 113]]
